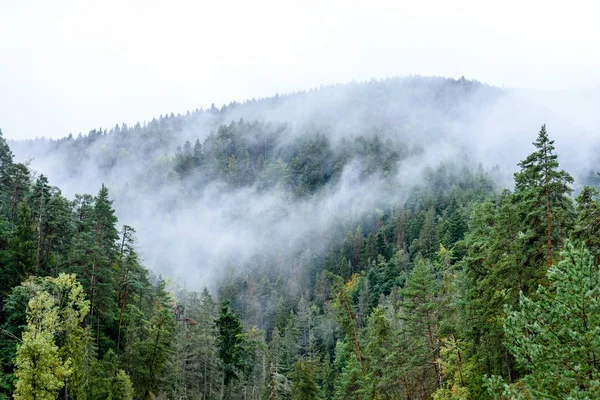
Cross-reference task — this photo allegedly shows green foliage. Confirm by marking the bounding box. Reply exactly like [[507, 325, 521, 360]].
[[500, 242, 600, 398], [8, 201, 37, 286], [127, 277, 175, 398], [362, 306, 396, 399], [290, 358, 319, 400], [400, 257, 442, 396], [455, 126, 577, 396], [572, 186, 600, 264], [267, 360, 291, 400], [433, 335, 472, 400], [3, 122, 600, 400], [88, 350, 133, 400], [0, 138, 176, 398], [333, 342, 365, 400], [513, 124, 575, 270], [13, 291, 68, 400], [215, 301, 248, 388], [13, 274, 89, 400]]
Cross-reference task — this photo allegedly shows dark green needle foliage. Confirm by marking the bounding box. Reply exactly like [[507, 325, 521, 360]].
[[215, 301, 248, 391], [1, 98, 600, 400]]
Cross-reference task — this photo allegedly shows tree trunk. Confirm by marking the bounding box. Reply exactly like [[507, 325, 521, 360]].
[[11, 183, 19, 222], [543, 142, 553, 268], [204, 353, 208, 400], [96, 314, 100, 347], [505, 350, 512, 383], [425, 310, 441, 389], [402, 375, 412, 400], [546, 181, 552, 267], [342, 291, 365, 376], [36, 210, 43, 271], [120, 226, 127, 255], [45, 233, 53, 275], [117, 285, 128, 350], [89, 263, 96, 318], [221, 376, 225, 400], [452, 333, 465, 386]]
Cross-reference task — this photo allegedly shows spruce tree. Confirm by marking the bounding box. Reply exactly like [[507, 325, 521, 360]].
[[142, 277, 175, 397], [500, 242, 600, 398], [8, 164, 31, 223], [290, 358, 319, 400], [400, 257, 441, 395], [0, 129, 14, 220], [8, 201, 37, 288], [571, 186, 600, 265], [215, 301, 247, 397], [513, 124, 574, 270], [363, 306, 396, 399]]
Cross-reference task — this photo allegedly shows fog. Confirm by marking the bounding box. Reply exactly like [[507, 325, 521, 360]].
[[2, 1, 600, 141], [6, 77, 599, 290]]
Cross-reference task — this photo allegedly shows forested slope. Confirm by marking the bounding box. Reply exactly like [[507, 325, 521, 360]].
[[1, 130, 174, 398], [1, 77, 600, 399], [8, 77, 599, 284]]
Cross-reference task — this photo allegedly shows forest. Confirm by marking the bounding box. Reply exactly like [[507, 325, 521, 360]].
[[1, 77, 600, 399]]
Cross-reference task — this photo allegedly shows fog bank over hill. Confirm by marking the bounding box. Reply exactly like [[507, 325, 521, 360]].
[[9, 77, 600, 287]]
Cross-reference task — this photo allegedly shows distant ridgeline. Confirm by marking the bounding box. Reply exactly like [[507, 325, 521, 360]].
[[1, 77, 600, 399], [9, 76, 501, 196], [9, 76, 598, 196]]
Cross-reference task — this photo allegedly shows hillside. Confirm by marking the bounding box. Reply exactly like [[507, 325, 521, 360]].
[[8, 77, 599, 284], [1, 76, 600, 399]]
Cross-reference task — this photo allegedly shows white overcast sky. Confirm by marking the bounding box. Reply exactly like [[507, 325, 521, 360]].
[[1, 0, 599, 139]]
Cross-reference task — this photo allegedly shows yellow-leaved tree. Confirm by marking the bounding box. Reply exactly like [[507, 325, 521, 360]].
[[13, 273, 90, 400]]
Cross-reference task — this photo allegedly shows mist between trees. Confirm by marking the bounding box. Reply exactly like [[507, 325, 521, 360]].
[[1, 76, 599, 399]]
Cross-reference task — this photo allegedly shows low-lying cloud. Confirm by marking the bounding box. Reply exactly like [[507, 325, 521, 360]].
[[9, 77, 600, 289]]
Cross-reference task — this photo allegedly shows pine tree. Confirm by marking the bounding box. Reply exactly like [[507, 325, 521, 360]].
[[571, 186, 600, 265], [363, 306, 396, 399], [88, 350, 134, 400], [297, 295, 317, 355], [442, 197, 467, 250], [461, 126, 579, 390], [69, 184, 119, 350], [215, 301, 247, 398], [196, 288, 221, 399], [165, 287, 221, 400], [290, 357, 319, 400], [328, 273, 365, 377], [499, 242, 600, 398], [458, 195, 521, 392], [89, 184, 119, 321], [410, 206, 439, 259], [42, 192, 74, 274], [8, 164, 31, 223], [400, 257, 441, 395], [433, 336, 471, 400], [333, 341, 365, 400], [267, 360, 291, 400], [7, 201, 37, 289], [280, 311, 300, 373], [142, 278, 175, 397], [0, 129, 14, 220], [513, 124, 574, 269], [115, 225, 148, 351], [29, 175, 51, 273]]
